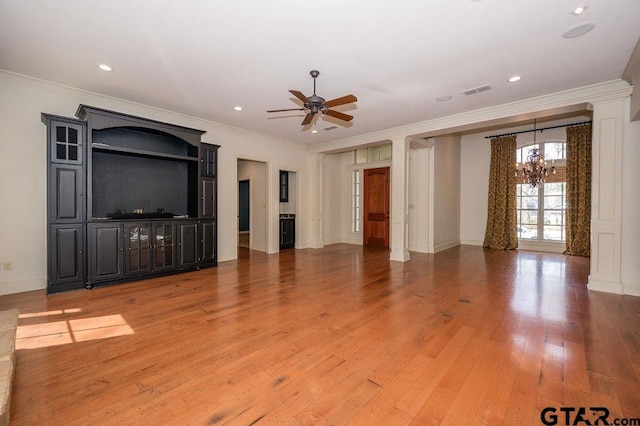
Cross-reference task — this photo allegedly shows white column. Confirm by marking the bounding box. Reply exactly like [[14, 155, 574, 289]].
[[588, 98, 625, 294], [389, 137, 411, 262]]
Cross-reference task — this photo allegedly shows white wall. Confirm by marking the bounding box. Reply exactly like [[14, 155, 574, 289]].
[[459, 132, 490, 245], [0, 71, 310, 295], [238, 160, 267, 252], [433, 135, 461, 252], [322, 153, 343, 245]]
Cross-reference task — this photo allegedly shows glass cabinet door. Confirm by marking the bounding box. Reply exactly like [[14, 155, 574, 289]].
[[126, 224, 151, 275], [153, 223, 175, 271], [51, 122, 84, 164]]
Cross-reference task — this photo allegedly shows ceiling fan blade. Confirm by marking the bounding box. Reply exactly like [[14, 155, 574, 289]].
[[325, 109, 353, 122], [301, 113, 314, 126], [289, 90, 310, 104], [267, 108, 305, 113], [324, 94, 357, 108]]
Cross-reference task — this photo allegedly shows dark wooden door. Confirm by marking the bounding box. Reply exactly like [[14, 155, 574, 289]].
[[363, 167, 390, 248]]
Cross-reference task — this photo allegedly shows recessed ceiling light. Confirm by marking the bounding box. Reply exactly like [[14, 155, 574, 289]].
[[563, 22, 595, 38], [571, 5, 587, 15], [436, 95, 453, 102], [234, 106, 243, 111], [311, 130, 318, 134], [508, 75, 522, 83], [97, 64, 112, 72]]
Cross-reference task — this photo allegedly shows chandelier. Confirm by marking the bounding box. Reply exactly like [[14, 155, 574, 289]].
[[515, 120, 555, 188]]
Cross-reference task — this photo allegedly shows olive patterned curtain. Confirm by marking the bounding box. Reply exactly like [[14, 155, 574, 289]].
[[564, 123, 592, 257], [483, 135, 518, 250]]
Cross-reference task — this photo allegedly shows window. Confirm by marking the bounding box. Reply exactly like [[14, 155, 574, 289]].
[[355, 144, 392, 164], [352, 170, 361, 232], [516, 141, 566, 242]]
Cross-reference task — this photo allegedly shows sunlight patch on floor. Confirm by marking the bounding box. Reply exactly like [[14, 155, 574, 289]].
[[16, 312, 134, 349]]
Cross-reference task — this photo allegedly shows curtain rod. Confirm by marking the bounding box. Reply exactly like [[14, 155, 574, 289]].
[[484, 120, 592, 139]]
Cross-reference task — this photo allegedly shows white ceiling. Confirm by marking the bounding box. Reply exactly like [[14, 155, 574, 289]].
[[1, 0, 638, 145]]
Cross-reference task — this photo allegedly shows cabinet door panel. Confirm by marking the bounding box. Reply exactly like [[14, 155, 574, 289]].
[[49, 224, 84, 291], [201, 178, 216, 218], [178, 222, 198, 268], [50, 164, 83, 222], [280, 170, 289, 202], [200, 220, 217, 266], [89, 223, 123, 282], [280, 219, 295, 249], [201, 143, 217, 177]]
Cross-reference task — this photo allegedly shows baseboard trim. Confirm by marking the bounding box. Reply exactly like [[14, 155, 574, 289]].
[[587, 276, 624, 295], [0, 278, 46, 296], [434, 241, 460, 253], [460, 239, 483, 246], [622, 282, 640, 297]]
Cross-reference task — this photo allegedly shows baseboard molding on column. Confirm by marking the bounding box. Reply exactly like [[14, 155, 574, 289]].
[[587, 277, 624, 295], [389, 249, 410, 262]]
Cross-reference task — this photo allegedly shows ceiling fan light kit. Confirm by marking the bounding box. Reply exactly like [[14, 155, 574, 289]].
[[267, 70, 357, 127]]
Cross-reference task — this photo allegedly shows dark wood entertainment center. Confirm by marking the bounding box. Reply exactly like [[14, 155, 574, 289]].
[[42, 105, 219, 293]]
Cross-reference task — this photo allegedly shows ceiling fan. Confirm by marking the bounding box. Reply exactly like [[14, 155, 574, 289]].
[[267, 70, 357, 126]]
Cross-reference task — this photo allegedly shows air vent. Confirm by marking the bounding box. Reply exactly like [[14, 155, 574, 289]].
[[324, 126, 338, 131], [462, 84, 492, 96]]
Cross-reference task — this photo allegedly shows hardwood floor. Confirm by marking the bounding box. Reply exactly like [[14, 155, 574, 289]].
[[1, 244, 639, 425]]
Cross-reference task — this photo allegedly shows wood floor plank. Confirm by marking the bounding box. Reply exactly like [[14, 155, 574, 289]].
[[1, 244, 639, 425]]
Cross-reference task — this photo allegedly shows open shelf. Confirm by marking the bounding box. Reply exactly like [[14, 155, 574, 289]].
[[92, 143, 198, 162]]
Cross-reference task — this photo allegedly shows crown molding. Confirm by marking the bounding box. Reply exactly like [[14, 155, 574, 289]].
[[309, 79, 632, 154], [0, 69, 301, 147]]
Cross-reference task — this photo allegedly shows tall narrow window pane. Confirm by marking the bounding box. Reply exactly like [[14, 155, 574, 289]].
[[352, 170, 360, 232], [516, 142, 566, 242]]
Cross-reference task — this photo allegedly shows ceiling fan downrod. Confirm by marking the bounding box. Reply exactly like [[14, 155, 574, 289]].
[[310, 70, 319, 96]]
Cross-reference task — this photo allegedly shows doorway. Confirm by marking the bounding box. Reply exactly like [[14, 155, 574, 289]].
[[363, 167, 390, 248], [238, 179, 250, 248], [237, 159, 268, 253]]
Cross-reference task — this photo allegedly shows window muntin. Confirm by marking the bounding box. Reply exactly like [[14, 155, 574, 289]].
[[516, 141, 566, 242]]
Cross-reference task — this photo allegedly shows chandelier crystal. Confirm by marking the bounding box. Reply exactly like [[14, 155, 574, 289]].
[[515, 120, 556, 188]]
